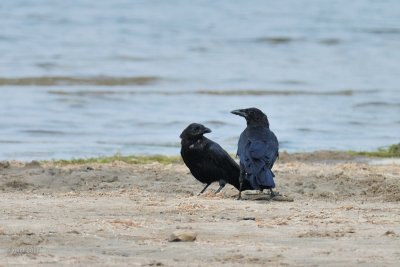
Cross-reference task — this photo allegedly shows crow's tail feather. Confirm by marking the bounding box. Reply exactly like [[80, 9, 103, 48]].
[[257, 168, 275, 189], [246, 168, 275, 190]]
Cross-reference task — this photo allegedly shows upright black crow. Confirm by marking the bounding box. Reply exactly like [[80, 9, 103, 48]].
[[231, 108, 279, 200], [180, 123, 251, 195]]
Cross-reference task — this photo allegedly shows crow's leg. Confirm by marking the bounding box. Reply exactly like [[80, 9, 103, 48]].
[[237, 167, 245, 200], [198, 183, 211, 195], [215, 179, 226, 194], [269, 188, 280, 197]]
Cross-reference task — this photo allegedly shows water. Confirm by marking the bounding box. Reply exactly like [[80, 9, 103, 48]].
[[1, 0, 400, 160]]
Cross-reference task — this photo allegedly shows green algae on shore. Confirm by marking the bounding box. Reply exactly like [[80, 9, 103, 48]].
[[48, 153, 182, 166], [349, 143, 400, 158]]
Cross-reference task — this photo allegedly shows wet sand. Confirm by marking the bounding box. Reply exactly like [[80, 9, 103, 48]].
[[1, 152, 399, 266]]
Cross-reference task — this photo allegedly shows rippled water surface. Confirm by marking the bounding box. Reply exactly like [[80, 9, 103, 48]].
[[1, 0, 400, 160]]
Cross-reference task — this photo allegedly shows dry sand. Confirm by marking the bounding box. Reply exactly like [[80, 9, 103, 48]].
[[0, 152, 399, 266]]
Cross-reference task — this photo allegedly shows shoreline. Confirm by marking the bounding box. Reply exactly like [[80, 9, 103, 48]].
[[2, 147, 400, 165], [1, 151, 399, 266]]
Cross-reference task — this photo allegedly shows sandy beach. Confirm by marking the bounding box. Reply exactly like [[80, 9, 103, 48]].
[[0, 152, 399, 266]]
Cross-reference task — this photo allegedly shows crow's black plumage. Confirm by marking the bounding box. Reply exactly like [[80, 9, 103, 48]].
[[180, 123, 251, 195], [231, 108, 279, 200]]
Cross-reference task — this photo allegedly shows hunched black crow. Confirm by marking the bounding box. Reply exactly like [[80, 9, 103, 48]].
[[231, 108, 279, 200], [180, 123, 251, 195]]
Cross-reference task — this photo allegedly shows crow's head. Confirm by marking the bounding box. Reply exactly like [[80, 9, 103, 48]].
[[231, 107, 269, 127], [180, 123, 211, 139]]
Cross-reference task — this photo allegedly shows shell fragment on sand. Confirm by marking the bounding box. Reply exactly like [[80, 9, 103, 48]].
[[272, 195, 294, 202], [168, 230, 197, 242]]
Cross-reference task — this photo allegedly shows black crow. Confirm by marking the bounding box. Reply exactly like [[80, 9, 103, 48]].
[[231, 108, 279, 200], [180, 123, 251, 195]]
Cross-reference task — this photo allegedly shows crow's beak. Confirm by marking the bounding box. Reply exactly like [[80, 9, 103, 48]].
[[231, 109, 247, 118], [202, 127, 211, 134]]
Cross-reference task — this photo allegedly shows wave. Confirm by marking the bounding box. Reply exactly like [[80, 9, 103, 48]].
[[366, 28, 400, 35], [0, 76, 161, 86], [112, 55, 154, 62], [253, 36, 296, 44], [318, 38, 341, 45], [276, 80, 309, 85], [297, 128, 332, 133], [251, 36, 342, 46], [348, 121, 366, 125], [96, 141, 180, 148], [49, 90, 121, 96], [47, 89, 369, 97], [195, 89, 355, 96], [203, 120, 230, 126], [35, 62, 62, 70], [0, 140, 24, 144], [21, 130, 67, 135], [354, 101, 400, 108]]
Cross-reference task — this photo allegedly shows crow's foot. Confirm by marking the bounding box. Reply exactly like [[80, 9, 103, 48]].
[[269, 189, 282, 198], [215, 186, 224, 194]]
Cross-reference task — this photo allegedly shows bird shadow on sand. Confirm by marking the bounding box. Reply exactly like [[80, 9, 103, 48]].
[[224, 192, 294, 202], [246, 193, 294, 202]]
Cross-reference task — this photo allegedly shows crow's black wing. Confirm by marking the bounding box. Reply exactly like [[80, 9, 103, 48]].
[[248, 130, 279, 168], [237, 127, 278, 189], [207, 140, 245, 189], [207, 141, 239, 173]]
